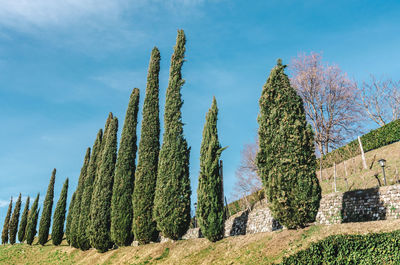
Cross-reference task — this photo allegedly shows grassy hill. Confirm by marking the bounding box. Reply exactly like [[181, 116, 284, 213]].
[[319, 140, 400, 195], [227, 140, 400, 215], [2, 219, 400, 265]]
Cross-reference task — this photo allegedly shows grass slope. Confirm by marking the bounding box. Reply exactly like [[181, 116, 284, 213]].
[[2, 219, 400, 265], [228, 141, 400, 215], [319, 141, 400, 195]]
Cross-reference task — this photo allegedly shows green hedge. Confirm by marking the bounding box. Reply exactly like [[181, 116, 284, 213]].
[[319, 119, 400, 168], [281, 230, 400, 264]]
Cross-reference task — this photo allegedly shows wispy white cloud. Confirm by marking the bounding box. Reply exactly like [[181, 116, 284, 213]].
[[0, 0, 213, 33], [0, 199, 9, 207], [0, 0, 213, 55], [0, 0, 126, 30], [91, 69, 147, 92]]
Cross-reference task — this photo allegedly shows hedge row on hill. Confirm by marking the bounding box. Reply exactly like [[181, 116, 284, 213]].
[[320, 119, 400, 169], [281, 230, 400, 264]]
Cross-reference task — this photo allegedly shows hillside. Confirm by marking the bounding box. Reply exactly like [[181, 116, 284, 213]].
[[1, 219, 400, 265], [227, 140, 400, 215], [319, 140, 400, 195]]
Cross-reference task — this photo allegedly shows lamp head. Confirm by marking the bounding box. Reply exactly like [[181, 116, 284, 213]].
[[378, 159, 386, 167]]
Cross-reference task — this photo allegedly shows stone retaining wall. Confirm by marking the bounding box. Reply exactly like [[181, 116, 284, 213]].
[[175, 184, 400, 241], [316, 184, 400, 224]]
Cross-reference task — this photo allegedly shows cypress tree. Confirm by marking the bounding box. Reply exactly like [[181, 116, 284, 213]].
[[65, 192, 76, 245], [90, 116, 118, 252], [77, 129, 103, 250], [38, 168, 56, 245], [153, 30, 191, 240], [111, 88, 140, 246], [133, 47, 161, 244], [18, 196, 30, 243], [197, 97, 226, 242], [70, 148, 91, 248], [26, 193, 40, 245], [51, 178, 69, 246], [9, 194, 22, 244], [1, 197, 12, 244], [256, 59, 321, 229]]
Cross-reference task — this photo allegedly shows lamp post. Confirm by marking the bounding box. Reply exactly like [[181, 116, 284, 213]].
[[378, 159, 387, 186]]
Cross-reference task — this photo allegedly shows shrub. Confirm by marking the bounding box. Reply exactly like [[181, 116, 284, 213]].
[[281, 230, 400, 264]]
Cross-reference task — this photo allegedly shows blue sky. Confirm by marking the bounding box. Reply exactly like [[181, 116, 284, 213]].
[[1, 0, 400, 223]]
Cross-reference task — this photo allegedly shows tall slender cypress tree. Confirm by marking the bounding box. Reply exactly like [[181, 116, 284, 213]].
[[153, 30, 191, 240], [133, 47, 161, 244], [90, 116, 118, 252], [197, 97, 226, 242], [70, 148, 91, 248], [65, 192, 76, 245], [111, 88, 140, 246], [38, 168, 56, 245], [26, 193, 40, 245], [77, 129, 103, 250], [18, 196, 30, 243], [1, 197, 12, 244], [52, 178, 69, 246], [256, 59, 321, 229], [9, 194, 22, 244]]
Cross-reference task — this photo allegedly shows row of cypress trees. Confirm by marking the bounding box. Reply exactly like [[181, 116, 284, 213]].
[[2, 29, 227, 250], [63, 29, 226, 252], [1, 170, 69, 246], [2, 33, 322, 251]]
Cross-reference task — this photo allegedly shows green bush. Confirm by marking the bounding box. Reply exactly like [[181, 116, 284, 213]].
[[281, 230, 400, 264], [319, 119, 400, 168]]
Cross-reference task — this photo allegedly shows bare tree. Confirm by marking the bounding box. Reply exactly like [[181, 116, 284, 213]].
[[234, 139, 262, 197], [290, 52, 361, 156], [359, 75, 400, 126]]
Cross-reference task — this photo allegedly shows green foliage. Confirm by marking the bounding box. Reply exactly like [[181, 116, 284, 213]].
[[1, 198, 12, 244], [153, 30, 191, 240], [70, 148, 91, 248], [320, 119, 400, 168], [90, 116, 118, 252], [133, 47, 161, 244], [38, 168, 56, 245], [26, 193, 40, 245], [65, 192, 76, 245], [281, 230, 400, 264], [18, 196, 30, 243], [256, 59, 321, 229], [197, 97, 226, 242], [51, 178, 69, 246], [77, 129, 103, 250], [9, 194, 22, 245], [111, 88, 140, 246]]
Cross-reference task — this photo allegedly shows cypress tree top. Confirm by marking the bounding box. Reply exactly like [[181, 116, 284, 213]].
[[52, 178, 69, 246], [154, 30, 191, 240], [38, 168, 56, 245], [197, 97, 226, 242], [1, 197, 12, 244], [9, 193, 22, 245], [111, 88, 140, 247], [90, 116, 118, 253], [26, 193, 40, 245], [133, 47, 161, 244], [256, 59, 321, 229], [65, 192, 76, 245], [70, 148, 91, 248], [18, 196, 30, 243], [77, 128, 103, 251]]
